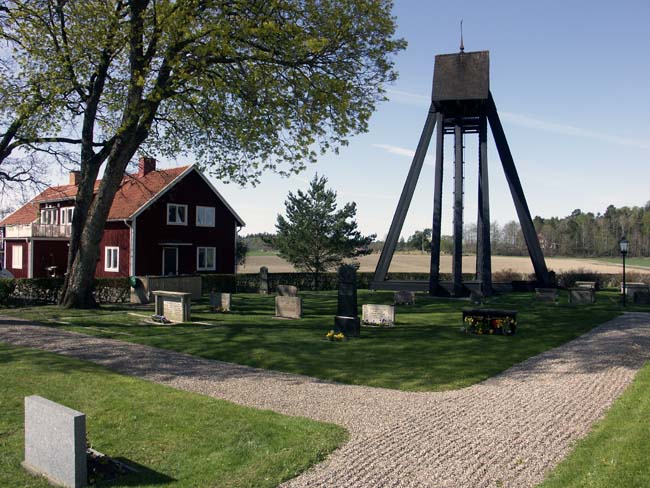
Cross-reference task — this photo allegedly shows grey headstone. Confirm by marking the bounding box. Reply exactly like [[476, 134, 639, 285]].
[[23, 395, 87, 488], [569, 288, 595, 305], [275, 296, 302, 319], [362, 304, 395, 326], [633, 291, 650, 305], [277, 285, 298, 297], [0, 268, 14, 279], [622, 283, 649, 300], [210, 291, 231, 312], [394, 291, 415, 305], [259, 266, 269, 295], [535, 287, 558, 302], [336, 265, 359, 336]]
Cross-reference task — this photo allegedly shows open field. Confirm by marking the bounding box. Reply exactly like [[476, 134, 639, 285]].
[[596, 257, 650, 268], [1, 291, 628, 391], [239, 252, 650, 274]]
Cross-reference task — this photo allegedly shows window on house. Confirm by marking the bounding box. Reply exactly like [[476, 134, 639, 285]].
[[167, 204, 188, 225], [105, 246, 119, 272], [12, 245, 23, 269], [196, 206, 215, 227], [40, 207, 58, 225], [197, 247, 216, 271], [60, 207, 74, 225]]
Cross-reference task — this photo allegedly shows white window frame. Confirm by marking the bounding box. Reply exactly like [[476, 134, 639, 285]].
[[12, 245, 23, 269], [196, 206, 216, 227], [167, 203, 188, 225], [60, 207, 74, 225], [40, 207, 58, 225], [104, 246, 119, 272], [196, 246, 216, 271]]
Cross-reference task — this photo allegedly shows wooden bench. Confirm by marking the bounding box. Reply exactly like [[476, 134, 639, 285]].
[[462, 308, 518, 335]]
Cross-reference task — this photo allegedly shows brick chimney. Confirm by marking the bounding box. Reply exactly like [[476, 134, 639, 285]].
[[138, 156, 156, 177], [69, 171, 81, 186]]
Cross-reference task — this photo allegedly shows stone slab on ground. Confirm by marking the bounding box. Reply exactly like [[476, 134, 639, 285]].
[[3, 313, 650, 488], [23, 395, 87, 488]]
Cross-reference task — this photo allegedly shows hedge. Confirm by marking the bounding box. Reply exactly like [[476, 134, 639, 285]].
[[0, 277, 130, 306]]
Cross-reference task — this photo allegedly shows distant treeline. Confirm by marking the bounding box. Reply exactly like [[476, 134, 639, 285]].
[[240, 203, 650, 258]]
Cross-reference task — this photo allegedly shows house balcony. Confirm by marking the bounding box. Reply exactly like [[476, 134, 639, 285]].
[[5, 223, 72, 239]]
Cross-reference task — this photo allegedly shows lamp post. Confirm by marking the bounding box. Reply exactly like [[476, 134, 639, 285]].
[[619, 236, 629, 306]]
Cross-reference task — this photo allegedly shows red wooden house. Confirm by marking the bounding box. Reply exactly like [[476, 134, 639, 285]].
[[0, 158, 245, 279]]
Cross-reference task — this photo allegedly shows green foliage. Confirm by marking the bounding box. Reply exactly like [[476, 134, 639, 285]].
[[202, 274, 238, 293], [0, 279, 16, 305], [405, 228, 432, 252], [271, 175, 375, 282], [0, 343, 347, 488], [5, 291, 622, 391], [4, 277, 128, 305], [235, 240, 248, 266]]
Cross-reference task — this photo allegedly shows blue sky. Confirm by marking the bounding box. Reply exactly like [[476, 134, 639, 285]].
[[51, 1, 650, 238]]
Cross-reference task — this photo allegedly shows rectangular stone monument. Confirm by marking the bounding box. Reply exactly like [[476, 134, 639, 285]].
[[569, 288, 595, 305], [575, 281, 596, 289], [210, 291, 231, 312], [23, 396, 87, 488], [633, 291, 650, 305], [394, 291, 415, 305], [535, 287, 558, 303], [622, 283, 649, 301], [259, 266, 269, 295], [276, 284, 298, 297], [275, 296, 302, 319], [335, 264, 360, 337], [362, 304, 395, 326], [152, 290, 191, 322]]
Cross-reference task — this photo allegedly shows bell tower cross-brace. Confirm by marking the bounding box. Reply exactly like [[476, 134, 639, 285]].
[[371, 50, 551, 295]]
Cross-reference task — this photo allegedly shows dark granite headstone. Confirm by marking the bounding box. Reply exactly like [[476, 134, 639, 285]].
[[334, 264, 360, 337], [633, 291, 650, 305], [259, 266, 268, 295]]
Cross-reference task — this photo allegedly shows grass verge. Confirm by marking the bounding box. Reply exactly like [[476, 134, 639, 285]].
[[539, 361, 650, 487], [596, 256, 650, 268], [0, 343, 347, 488]]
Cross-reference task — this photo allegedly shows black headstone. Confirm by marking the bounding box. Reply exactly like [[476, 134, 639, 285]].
[[335, 264, 360, 337], [259, 266, 269, 295]]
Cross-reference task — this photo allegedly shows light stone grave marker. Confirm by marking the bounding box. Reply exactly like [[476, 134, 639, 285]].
[[259, 266, 269, 295], [394, 291, 415, 305], [23, 395, 87, 488], [362, 304, 395, 326], [575, 281, 596, 289], [535, 287, 558, 303], [277, 285, 298, 297], [152, 290, 191, 322], [569, 288, 595, 305], [210, 291, 231, 312], [275, 296, 302, 319]]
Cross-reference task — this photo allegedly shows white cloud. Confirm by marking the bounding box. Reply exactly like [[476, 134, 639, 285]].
[[373, 144, 435, 165]]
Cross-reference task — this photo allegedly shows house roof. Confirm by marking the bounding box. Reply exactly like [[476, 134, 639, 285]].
[[0, 165, 244, 227]]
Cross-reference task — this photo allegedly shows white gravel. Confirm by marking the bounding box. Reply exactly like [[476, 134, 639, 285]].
[[2, 312, 649, 488]]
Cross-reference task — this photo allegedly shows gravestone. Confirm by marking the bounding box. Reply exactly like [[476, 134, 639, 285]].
[[0, 268, 14, 279], [334, 264, 360, 337], [210, 291, 231, 312], [535, 287, 558, 303], [569, 288, 595, 305], [394, 291, 415, 305], [277, 284, 298, 297], [575, 281, 596, 290], [275, 296, 302, 319], [633, 291, 650, 305], [152, 290, 191, 322], [362, 304, 395, 326], [23, 396, 87, 488], [259, 266, 269, 295], [622, 283, 649, 301]]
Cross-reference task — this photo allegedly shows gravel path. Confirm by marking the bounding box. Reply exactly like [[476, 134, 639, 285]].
[[2, 313, 650, 487]]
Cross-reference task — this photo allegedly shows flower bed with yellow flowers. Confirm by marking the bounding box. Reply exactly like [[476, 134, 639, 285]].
[[325, 330, 347, 341], [462, 309, 518, 335]]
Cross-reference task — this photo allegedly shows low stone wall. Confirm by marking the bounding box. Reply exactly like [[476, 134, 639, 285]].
[[131, 275, 202, 304]]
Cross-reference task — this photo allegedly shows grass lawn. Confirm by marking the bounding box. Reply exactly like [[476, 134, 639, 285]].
[[596, 256, 650, 268], [0, 342, 347, 488], [540, 361, 650, 487], [1, 290, 631, 391]]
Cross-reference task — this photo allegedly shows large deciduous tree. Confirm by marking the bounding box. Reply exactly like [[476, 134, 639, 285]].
[[0, 0, 405, 307], [271, 174, 374, 287]]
